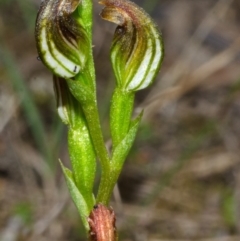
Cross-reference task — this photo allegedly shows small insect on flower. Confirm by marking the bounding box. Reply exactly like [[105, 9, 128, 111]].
[[88, 204, 117, 241]]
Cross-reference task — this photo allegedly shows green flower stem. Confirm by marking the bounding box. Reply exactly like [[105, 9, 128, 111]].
[[110, 88, 135, 150], [67, 75, 111, 205], [78, 0, 93, 36], [81, 102, 110, 173], [81, 101, 111, 205], [76, 0, 95, 84], [74, 2, 114, 204], [109, 112, 142, 201]]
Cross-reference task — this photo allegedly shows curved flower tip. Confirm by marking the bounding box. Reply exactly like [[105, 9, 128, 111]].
[[100, 0, 164, 91], [35, 0, 89, 78]]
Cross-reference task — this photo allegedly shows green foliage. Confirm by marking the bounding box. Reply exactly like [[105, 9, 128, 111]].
[[35, 0, 164, 235], [60, 161, 92, 230]]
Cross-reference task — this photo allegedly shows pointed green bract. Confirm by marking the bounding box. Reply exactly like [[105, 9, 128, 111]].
[[108, 112, 143, 197], [111, 112, 142, 173], [100, 0, 164, 91], [35, 0, 89, 78], [60, 161, 93, 230]]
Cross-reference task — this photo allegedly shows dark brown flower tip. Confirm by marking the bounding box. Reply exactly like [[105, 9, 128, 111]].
[[100, 0, 164, 91], [35, 0, 89, 78], [88, 204, 117, 241]]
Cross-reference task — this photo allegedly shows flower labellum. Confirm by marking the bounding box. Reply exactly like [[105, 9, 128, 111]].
[[100, 0, 164, 91], [35, 0, 89, 78]]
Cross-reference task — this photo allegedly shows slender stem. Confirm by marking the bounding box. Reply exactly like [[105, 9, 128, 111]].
[[67, 76, 112, 205], [83, 102, 110, 168], [110, 88, 135, 150], [73, 0, 113, 204], [82, 100, 112, 205], [78, 0, 95, 84]]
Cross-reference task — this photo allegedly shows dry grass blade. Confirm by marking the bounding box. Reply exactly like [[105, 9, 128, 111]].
[[191, 37, 240, 83]]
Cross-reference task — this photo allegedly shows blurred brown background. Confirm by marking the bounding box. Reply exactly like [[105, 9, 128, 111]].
[[1, 0, 240, 240]]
